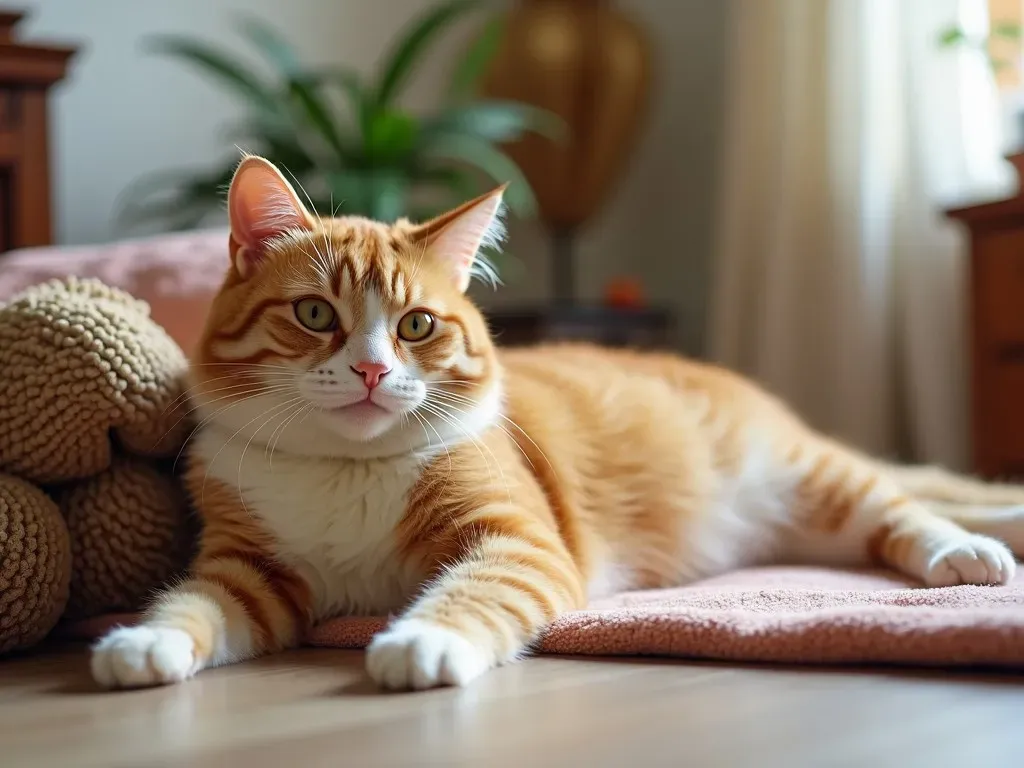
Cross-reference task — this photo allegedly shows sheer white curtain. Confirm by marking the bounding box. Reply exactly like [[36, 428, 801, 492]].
[[710, 0, 1014, 468]]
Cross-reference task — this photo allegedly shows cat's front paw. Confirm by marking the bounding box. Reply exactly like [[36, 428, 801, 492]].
[[91, 626, 198, 689], [366, 619, 491, 690], [921, 534, 1016, 587]]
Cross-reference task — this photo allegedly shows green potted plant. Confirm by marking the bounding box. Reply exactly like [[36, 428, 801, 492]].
[[119, 0, 561, 236]]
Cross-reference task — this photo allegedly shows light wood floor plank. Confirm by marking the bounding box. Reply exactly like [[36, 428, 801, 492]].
[[2, 643, 1022, 767]]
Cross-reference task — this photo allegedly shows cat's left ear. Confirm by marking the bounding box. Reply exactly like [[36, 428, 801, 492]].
[[227, 155, 313, 278], [410, 185, 507, 293]]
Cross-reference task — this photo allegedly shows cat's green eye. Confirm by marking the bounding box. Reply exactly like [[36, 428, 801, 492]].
[[294, 298, 337, 332], [397, 311, 435, 342]]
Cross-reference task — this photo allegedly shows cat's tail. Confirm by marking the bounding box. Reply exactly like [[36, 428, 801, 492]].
[[885, 463, 1024, 556]]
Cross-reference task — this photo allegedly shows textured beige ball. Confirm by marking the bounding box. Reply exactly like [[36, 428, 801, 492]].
[[57, 456, 197, 620], [0, 277, 191, 483], [0, 475, 71, 653]]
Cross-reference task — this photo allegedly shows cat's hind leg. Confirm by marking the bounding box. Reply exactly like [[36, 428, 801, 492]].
[[882, 462, 1024, 557], [783, 439, 1017, 586], [866, 502, 1016, 586]]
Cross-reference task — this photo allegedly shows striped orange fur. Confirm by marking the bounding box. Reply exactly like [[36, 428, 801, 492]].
[[92, 155, 1024, 691]]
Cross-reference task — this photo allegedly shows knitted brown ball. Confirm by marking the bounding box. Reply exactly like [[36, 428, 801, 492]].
[[0, 475, 71, 653], [57, 456, 197, 620], [0, 277, 192, 484]]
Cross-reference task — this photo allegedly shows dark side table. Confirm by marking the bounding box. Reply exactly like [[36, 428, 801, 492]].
[[484, 304, 673, 349]]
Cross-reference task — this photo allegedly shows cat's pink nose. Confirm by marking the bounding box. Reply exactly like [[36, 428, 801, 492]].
[[351, 362, 391, 389]]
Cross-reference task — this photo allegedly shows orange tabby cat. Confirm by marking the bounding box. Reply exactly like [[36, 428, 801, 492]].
[[92, 155, 1024, 691]]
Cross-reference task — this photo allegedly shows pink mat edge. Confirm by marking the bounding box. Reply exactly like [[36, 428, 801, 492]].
[[54, 566, 1024, 671]]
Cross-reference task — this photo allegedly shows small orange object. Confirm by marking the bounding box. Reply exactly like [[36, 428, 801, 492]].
[[604, 277, 644, 308]]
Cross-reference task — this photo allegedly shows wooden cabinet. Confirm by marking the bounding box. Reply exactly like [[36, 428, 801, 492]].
[[947, 153, 1024, 477], [0, 9, 74, 252]]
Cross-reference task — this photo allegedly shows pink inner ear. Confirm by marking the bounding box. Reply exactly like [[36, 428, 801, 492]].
[[433, 205, 496, 270], [424, 191, 506, 291], [227, 158, 311, 270], [232, 195, 307, 251]]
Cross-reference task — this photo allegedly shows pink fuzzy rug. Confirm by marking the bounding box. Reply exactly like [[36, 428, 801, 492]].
[[65, 567, 1024, 669]]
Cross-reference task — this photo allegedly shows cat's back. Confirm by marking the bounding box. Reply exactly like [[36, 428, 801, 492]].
[[498, 344, 711, 468], [499, 342, 796, 430], [500, 342, 751, 413], [496, 341, 804, 500]]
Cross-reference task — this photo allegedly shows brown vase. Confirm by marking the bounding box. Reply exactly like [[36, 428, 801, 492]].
[[481, 0, 652, 300]]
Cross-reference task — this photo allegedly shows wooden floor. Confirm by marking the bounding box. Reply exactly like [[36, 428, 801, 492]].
[[2, 643, 1023, 767]]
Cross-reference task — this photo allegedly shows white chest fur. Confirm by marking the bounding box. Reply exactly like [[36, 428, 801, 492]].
[[193, 427, 432, 619]]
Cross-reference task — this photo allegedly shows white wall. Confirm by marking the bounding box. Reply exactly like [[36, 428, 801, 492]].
[[24, 0, 727, 353]]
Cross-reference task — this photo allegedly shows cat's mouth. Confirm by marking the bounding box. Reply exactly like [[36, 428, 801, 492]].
[[323, 400, 390, 417]]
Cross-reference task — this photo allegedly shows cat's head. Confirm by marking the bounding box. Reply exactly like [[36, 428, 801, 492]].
[[190, 155, 504, 459]]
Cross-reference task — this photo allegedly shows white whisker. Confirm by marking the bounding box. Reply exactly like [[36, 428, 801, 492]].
[[236, 398, 307, 513], [191, 362, 303, 372], [410, 408, 452, 499], [266, 401, 315, 471], [165, 374, 297, 413], [163, 383, 297, 448], [419, 399, 512, 504], [172, 395, 258, 472], [426, 387, 555, 476], [202, 393, 308, 508], [418, 401, 494, 482]]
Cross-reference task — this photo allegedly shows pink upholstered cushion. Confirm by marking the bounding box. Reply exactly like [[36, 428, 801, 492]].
[[0, 229, 229, 356]]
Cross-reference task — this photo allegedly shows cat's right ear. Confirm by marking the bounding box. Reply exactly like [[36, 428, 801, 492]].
[[227, 155, 312, 278]]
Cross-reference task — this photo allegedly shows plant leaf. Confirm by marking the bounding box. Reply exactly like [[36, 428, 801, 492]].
[[226, 125, 317, 175], [365, 110, 419, 164], [288, 77, 348, 158], [118, 188, 222, 231], [416, 166, 478, 200], [116, 160, 237, 229], [447, 14, 505, 103], [374, 0, 485, 107], [223, 115, 322, 176], [366, 172, 407, 222], [407, 205, 448, 222], [117, 170, 217, 207], [307, 66, 371, 143], [121, 198, 215, 231], [232, 16, 350, 160], [419, 134, 536, 215], [421, 100, 565, 144], [120, 167, 232, 207], [326, 171, 368, 216], [938, 27, 968, 47], [234, 13, 303, 75], [146, 35, 280, 114]]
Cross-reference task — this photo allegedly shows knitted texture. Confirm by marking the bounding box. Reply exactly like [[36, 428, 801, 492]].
[[0, 475, 71, 653], [58, 456, 197, 620], [0, 277, 191, 484]]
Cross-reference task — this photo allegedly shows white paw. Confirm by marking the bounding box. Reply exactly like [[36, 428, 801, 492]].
[[91, 626, 198, 689], [921, 534, 1017, 587], [365, 619, 491, 691]]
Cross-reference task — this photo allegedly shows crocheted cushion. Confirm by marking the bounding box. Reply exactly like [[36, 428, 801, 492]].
[[0, 277, 191, 483], [58, 456, 196, 620], [0, 475, 71, 653]]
